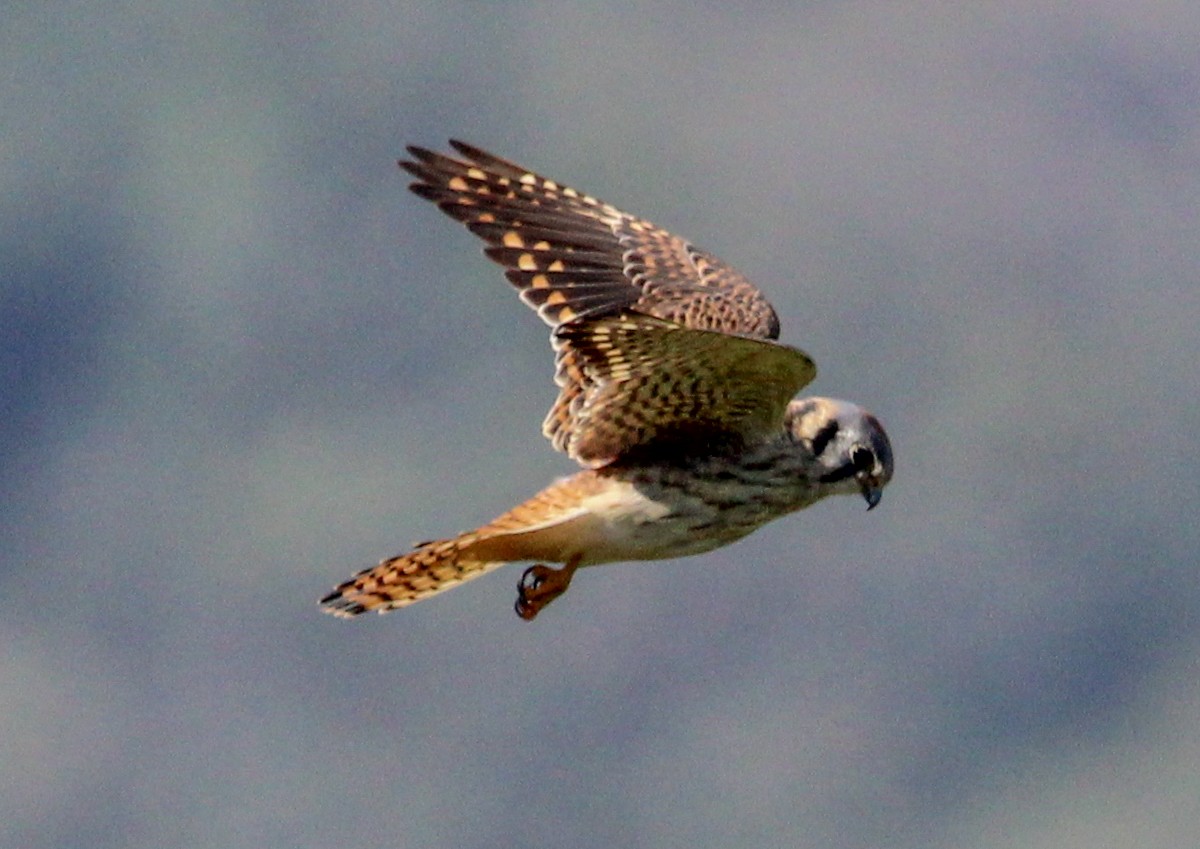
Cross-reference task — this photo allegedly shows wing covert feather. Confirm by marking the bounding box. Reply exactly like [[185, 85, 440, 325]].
[[401, 142, 804, 466]]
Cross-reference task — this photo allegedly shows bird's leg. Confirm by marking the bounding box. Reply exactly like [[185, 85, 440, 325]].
[[514, 554, 582, 621]]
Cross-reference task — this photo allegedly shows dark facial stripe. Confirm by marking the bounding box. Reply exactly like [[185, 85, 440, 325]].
[[818, 463, 858, 485], [809, 419, 839, 457]]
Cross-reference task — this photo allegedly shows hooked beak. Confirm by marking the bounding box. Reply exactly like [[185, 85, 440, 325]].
[[860, 478, 883, 511]]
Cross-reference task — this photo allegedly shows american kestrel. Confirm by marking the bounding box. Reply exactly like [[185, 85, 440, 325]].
[[321, 140, 893, 621]]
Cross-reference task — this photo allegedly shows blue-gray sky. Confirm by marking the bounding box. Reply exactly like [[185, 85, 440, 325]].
[[3, 2, 1199, 847]]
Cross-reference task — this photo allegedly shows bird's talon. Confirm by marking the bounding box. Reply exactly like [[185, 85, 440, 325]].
[[519, 563, 547, 592], [513, 560, 578, 621], [514, 595, 538, 620], [514, 564, 547, 621]]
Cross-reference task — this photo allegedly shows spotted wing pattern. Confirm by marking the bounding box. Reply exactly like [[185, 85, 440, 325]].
[[401, 141, 800, 465], [555, 314, 815, 465]]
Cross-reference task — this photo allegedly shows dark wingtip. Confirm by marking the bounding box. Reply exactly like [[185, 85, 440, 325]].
[[404, 144, 437, 164], [448, 139, 479, 159], [408, 182, 442, 202], [398, 159, 424, 181]]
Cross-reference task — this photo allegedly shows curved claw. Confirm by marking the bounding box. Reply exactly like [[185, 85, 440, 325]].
[[519, 564, 547, 592], [514, 596, 538, 620], [515, 564, 549, 620], [512, 558, 580, 621]]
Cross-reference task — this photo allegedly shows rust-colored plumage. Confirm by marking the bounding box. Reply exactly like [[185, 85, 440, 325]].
[[399, 141, 797, 467], [321, 141, 892, 620]]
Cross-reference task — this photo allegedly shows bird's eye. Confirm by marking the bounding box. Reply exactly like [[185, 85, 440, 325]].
[[851, 447, 875, 473]]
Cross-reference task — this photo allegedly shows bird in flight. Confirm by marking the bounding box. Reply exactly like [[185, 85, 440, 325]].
[[321, 140, 893, 621]]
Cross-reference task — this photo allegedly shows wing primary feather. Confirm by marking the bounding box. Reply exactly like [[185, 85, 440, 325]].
[[399, 141, 794, 465]]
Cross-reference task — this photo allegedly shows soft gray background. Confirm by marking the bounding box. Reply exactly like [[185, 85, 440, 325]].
[[4, 2, 1198, 847]]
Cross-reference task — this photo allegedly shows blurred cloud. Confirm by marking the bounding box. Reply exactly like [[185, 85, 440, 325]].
[[3, 1, 1199, 847]]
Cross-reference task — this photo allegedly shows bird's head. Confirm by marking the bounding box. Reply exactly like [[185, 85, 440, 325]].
[[787, 397, 894, 509]]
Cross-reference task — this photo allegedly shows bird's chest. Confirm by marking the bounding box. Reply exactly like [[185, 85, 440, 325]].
[[573, 472, 797, 565]]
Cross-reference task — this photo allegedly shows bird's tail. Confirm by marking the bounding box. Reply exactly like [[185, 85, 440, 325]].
[[320, 532, 505, 617], [321, 471, 603, 618]]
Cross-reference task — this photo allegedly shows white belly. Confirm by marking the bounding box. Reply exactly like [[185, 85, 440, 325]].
[[475, 470, 800, 568], [565, 478, 756, 565]]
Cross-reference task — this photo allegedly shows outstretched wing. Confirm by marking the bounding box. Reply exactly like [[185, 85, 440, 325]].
[[554, 314, 815, 466], [401, 141, 781, 336], [401, 141, 802, 466]]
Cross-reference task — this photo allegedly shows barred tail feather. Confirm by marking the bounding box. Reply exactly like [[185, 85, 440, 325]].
[[321, 472, 603, 618], [320, 534, 505, 617]]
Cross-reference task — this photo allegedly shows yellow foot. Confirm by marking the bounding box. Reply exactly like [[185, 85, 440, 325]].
[[514, 557, 579, 621]]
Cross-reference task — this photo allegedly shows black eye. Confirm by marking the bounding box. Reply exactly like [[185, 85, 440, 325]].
[[851, 447, 875, 473]]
